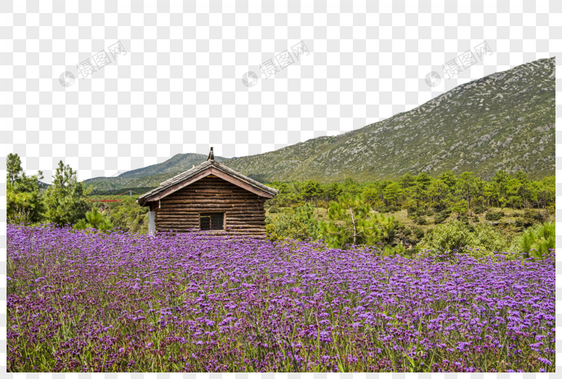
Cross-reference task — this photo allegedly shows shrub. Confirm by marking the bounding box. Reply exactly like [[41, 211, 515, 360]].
[[519, 221, 555, 260], [403, 228, 412, 237], [473, 205, 487, 215], [420, 220, 508, 259], [426, 209, 434, 216], [393, 220, 406, 231], [319, 195, 396, 249], [414, 216, 428, 225], [377, 206, 388, 213], [485, 211, 504, 221], [266, 203, 320, 242], [515, 219, 524, 228], [412, 226, 425, 240], [523, 209, 547, 223], [434, 211, 450, 225], [472, 216, 480, 223], [74, 208, 113, 232], [457, 213, 469, 224], [379, 205, 401, 213]]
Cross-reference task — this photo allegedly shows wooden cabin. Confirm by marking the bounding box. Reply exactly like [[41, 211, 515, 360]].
[[136, 148, 278, 237]]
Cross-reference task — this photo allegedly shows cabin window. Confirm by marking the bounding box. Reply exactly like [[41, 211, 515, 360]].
[[200, 213, 224, 231]]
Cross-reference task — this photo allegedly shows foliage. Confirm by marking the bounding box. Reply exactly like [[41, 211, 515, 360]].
[[256, 170, 556, 220], [522, 209, 547, 225], [420, 220, 508, 259], [74, 208, 113, 232], [414, 216, 428, 225], [518, 221, 555, 260], [472, 205, 486, 214], [266, 203, 320, 242], [6, 153, 45, 225], [319, 194, 395, 249], [412, 226, 425, 240], [100, 197, 149, 234], [42, 161, 92, 226], [457, 213, 469, 225], [485, 211, 504, 221], [434, 211, 449, 225]]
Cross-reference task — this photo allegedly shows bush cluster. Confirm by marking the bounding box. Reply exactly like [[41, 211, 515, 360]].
[[485, 211, 504, 221], [434, 210, 451, 224]]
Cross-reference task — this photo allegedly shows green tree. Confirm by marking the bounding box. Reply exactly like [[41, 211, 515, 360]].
[[399, 173, 416, 190], [74, 207, 113, 231], [7, 153, 23, 187], [416, 172, 432, 190], [450, 199, 468, 217], [266, 202, 320, 242], [409, 182, 427, 209], [505, 178, 523, 209], [320, 194, 395, 249], [301, 180, 323, 202], [427, 179, 448, 211], [383, 182, 402, 206], [438, 171, 457, 189], [43, 161, 92, 226], [362, 184, 381, 206], [6, 153, 44, 224], [325, 182, 343, 201], [492, 170, 510, 204], [537, 176, 555, 210], [342, 177, 360, 196], [457, 172, 480, 213], [515, 170, 529, 185]]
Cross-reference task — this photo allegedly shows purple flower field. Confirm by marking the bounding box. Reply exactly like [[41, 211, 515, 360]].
[[7, 224, 555, 372]]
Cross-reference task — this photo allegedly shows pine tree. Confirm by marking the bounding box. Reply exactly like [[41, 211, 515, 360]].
[[43, 161, 92, 226], [6, 153, 44, 224]]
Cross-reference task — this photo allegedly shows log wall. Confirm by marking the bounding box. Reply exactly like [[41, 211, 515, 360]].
[[149, 175, 267, 237]]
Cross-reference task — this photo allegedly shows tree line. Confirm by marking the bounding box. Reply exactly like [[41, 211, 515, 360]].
[[6, 153, 146, 232], [266, 170, 555, 214]]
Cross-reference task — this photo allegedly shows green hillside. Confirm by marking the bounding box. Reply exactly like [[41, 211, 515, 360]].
[[84, 57, 555, 191], [85, 153, 227, 192], [224, 57, 555, 182]]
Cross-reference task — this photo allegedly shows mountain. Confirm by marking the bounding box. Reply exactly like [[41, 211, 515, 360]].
[[85, 57, 555, 192], [223, 57, 555, 182], [84, 153, 227, 192]]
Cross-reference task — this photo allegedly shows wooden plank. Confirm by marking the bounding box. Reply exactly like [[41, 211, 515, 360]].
[[162, 198, 258, 203], [210, 168, 275, 199], [167, 194, 246, 198], [143, 164, 277, 206], [156, 210, 265, 215], [146, 169, 212, 202]]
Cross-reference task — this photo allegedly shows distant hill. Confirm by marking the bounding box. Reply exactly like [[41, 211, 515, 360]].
[[84, 57, 555, 192], [84, 153, 227, 192]]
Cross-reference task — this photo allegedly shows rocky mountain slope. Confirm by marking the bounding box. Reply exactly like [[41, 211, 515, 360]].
[[224, 57, 555, 182], [85, 57, 555, 191]]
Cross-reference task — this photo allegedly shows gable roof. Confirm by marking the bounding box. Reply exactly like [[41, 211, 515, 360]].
[[137, 159, 279, 206]]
